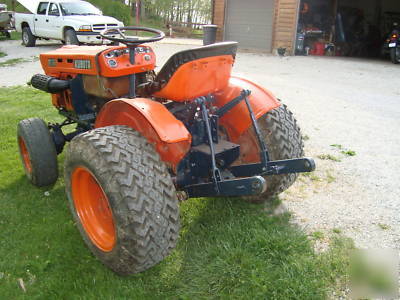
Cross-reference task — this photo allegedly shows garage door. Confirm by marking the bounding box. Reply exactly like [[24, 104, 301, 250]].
[[224, 0, 275, 51]]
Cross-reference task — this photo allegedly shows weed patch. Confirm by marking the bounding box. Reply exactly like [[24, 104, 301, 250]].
[[378, 223, 390, 230], [330, 144, 343, 149], [326, 170, 336, 183], [341, 150, 356, 156], [330, 144, 356, 157], [318, 154, 341, 162]]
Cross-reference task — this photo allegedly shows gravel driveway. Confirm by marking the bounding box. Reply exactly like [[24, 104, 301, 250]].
[[1, 38, 399, 250]]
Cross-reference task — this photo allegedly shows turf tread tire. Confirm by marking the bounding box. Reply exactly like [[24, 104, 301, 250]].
[[64, 125, 180, 275], [17, 118, 58, 186], [245, 104, 304, 203]]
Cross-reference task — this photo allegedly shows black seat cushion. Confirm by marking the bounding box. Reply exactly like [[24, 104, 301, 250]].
[[154, 41, 238, 88]]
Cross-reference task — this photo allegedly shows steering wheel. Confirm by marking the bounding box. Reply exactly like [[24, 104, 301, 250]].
[[100, 26, 165, 46]]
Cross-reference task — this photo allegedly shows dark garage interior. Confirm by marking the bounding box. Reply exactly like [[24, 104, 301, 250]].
[[296, 0, 400, 58]]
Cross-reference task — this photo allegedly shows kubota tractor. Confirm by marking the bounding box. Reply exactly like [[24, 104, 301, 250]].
[[17, 27, 315, 275]]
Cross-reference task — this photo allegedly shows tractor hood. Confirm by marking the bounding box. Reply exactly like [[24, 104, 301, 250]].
[[16, 0, 38, 13]]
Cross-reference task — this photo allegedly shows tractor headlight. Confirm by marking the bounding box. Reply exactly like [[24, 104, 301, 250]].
[[74, 59, 91, 69], [79, 25, 92, 32]]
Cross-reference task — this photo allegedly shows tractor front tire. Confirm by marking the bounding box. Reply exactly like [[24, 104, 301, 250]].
[[64, 126, 180, 275], [65, 29, 80, 45], [17, 118, 58, 186], [22, 27, 36, 47], [243, 103, 304, 204], [390, 48, 400, 64]]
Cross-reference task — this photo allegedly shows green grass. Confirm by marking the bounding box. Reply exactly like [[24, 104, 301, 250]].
[[311, 231, 325, 240], [10, 31, 22, 40], [0, 51, 7, 58], [0, 87, 352, 299], [136, 17, 166, 30], [0, 31, 21, 41], [0, 58, 30, 67]]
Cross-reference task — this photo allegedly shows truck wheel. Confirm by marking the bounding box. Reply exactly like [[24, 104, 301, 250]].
[[22, 27, 36, 47], [17, 118, 58, 186], [65, 29, 80, 45], [64, 126, 180, 275], [5, 31, 11, 39], [241, 104, 304, 204], [390, 48, 400, 64]]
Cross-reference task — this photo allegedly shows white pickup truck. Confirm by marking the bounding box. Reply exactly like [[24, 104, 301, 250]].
[[15, 0, 124, 47]]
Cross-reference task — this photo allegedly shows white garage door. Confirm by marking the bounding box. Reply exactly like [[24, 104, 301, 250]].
[[224, 0, 275, 51]]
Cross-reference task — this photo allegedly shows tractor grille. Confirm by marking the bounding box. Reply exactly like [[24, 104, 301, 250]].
[[92, 24, 119, 33]]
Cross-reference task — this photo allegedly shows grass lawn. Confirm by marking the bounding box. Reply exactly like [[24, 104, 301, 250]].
[[0, 31, 21, 42], [0, 87, 352, 299]]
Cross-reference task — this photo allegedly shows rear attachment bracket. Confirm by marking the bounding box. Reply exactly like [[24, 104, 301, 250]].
[[182, 90, 315, 199]]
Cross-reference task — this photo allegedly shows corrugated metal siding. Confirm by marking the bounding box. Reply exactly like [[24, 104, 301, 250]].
[[224, 0, 275, 50]]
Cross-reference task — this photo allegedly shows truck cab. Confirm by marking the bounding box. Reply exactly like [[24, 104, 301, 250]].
[[15, 0, 124, 47]]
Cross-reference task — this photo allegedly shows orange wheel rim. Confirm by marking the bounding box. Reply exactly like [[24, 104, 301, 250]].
[[71, 167, 116, 252], [18, 137, 32, 174]]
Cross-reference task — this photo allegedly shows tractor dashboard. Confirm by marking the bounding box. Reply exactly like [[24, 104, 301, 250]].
[[99, 46, 155, 77], [40, 45, 156, 79]]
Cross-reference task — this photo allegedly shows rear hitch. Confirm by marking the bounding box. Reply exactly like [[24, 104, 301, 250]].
[[185, 176, 267, 198], [180, 90, 315, 199], [229, 157, 316, 177]]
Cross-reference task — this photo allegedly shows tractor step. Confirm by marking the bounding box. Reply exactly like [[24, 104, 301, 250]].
[[185, 175, 266, 198]]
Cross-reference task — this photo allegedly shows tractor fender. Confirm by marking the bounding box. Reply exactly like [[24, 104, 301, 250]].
[[95, 98, 191, 170], [214, 76, 280, 141]]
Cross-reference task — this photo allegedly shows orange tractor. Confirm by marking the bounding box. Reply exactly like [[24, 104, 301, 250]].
[[17, 27, 315, 275]]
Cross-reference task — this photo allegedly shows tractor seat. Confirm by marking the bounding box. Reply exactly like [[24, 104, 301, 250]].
[[150, 42, 238, 101]]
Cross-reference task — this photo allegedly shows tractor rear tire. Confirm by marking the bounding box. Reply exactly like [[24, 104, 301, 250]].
[[17, 118, 58, 186], [243, 103, 304, 204], [65, 29, 80, 45], [390, 48, 400, 64], [22, 27, 36, 47], [64, 125, 180, 275]]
